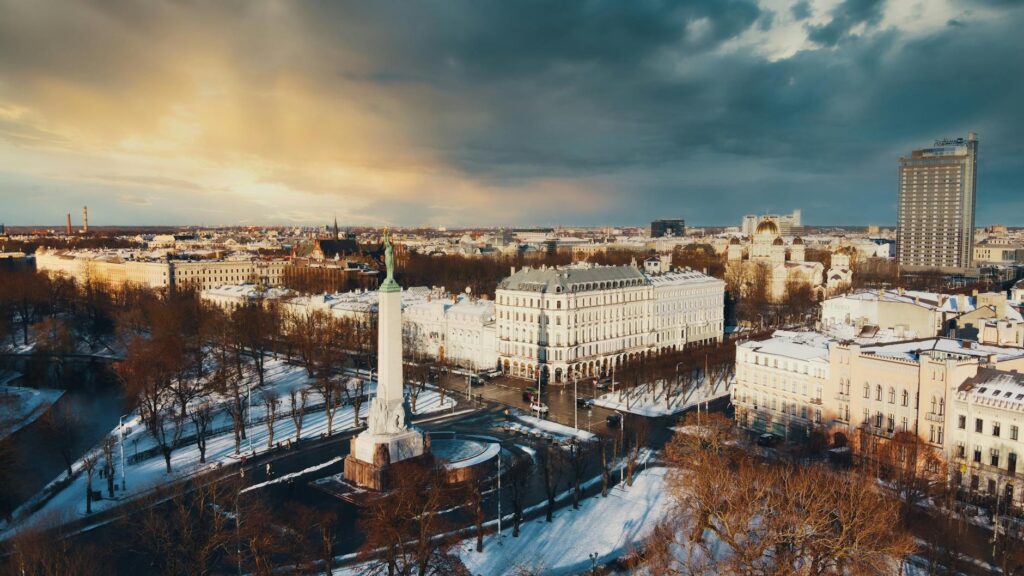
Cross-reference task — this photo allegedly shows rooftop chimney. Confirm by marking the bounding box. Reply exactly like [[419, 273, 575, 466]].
[[65, 213, 72, 236]]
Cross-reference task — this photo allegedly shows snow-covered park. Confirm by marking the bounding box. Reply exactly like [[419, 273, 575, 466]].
[[0, 358, 455, 537], [457, 466, 670, 575], [592, 371, 733, 417]]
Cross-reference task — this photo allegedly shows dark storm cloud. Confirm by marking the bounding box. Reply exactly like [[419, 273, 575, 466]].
[[1, 0, 1023, 226], [791, 0, 812, 21], [806, 0, 887, 46]]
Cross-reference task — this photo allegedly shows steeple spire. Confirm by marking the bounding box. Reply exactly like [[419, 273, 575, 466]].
[[333, 214, 339, 240]]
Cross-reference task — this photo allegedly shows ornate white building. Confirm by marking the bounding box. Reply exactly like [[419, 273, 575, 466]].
[[726, 219, 824, 301], [495, 263, 725, 383]]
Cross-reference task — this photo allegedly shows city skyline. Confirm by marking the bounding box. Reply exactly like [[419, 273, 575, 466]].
[[2, 1, 1023, 228]]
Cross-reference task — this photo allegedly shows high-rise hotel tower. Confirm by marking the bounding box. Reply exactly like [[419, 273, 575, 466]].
[[897, 133, 978, 271]]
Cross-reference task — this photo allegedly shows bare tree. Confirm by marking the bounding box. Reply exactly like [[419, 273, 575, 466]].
[[357, 460, 462, 576], [118, 337, 186, 474], [536, 442, 563, 522], [625, 417, 648, 487], [311, 377, 342, 436], [289, 386, 309, 443], [644, 413, 916, 575], [81, 450, 98, 514], [566, 439, 589, 509], [191, 400, 214, 463], [2, 524, 104, 576], [263, 389, 280, 449], [101, 435, 117, 498], [466, 477, 486, 552], [344, 376, 367, 428], [134, 478, 237, 576], [507, 453, 531, 538]]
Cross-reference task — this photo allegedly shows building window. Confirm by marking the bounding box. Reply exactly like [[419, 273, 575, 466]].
[[888, 387, 896, 404], [992, 450, 1000, 467], [974, 448, 982, 463], [994, 423, 1002, 438], [1013, 425, 1019, 441], [863, 383, 869, 398], [875, 385, 882, 401], [901, 390, 909, 407], [976, 418, 984, 433], [958, 415, 966, 429]]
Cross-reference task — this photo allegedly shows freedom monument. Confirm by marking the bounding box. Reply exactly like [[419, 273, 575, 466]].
[[343, 229, 428, 490]]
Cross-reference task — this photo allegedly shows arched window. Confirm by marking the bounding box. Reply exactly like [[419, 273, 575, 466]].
[[939, 397, 945, 415], [901, 390, 909, 407], [875, 385, 882, 401], [888, 387, 896, 404]]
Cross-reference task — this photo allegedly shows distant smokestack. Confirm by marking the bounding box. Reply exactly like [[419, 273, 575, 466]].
[[66, 213, 72, 235], [83, 206, 88, 233]]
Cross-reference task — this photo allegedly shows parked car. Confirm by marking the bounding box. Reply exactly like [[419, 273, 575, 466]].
[[606, 414, 622, 428], [576, 397, 594, 408], [757, 433, 779, 447], [530, 402, 549, 414]]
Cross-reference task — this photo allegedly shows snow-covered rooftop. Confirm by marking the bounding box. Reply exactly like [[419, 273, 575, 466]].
[[738, 330, 831, 363], [860, 338, 1024, 363]]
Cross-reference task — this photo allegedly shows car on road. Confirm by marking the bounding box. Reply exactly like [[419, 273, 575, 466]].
[[530, 402, 549, 413], [606, 414, 622, 428], [522, 387, 539, 402], [576, 397, 594, 408], [757, 433, 779, 447]]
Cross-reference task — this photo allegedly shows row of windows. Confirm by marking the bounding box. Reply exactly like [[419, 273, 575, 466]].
[[957, 416, 1021, 440]]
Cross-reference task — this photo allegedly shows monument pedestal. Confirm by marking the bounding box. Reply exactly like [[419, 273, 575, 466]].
[[344, 431, 428, 491]]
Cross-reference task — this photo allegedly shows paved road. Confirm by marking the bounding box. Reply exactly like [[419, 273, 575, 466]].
[[438, 372, 623, 438]]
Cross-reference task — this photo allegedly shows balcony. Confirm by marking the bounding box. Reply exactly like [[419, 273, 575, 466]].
[[834, 392, 850, 402], [925, 412, 945, 423], [809, 398, 823, 406]]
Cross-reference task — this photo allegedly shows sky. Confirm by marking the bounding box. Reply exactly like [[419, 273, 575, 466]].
[[1, 0, 1022, 228]]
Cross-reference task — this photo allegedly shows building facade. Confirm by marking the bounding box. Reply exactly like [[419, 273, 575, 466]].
[[495, 263, 725, 383], [952, 368, 1024, 503], [897, 133, 979, 271], [733, 332, 1024, 471]]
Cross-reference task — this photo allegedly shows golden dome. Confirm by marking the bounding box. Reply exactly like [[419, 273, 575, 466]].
[[755, 219, 780, 236]]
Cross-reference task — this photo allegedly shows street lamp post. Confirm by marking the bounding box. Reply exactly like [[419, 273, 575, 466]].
[[496, 452, 502, 543], [118, 414, 129, 491], [246, 380, 254, 453], [573, 371, 579, 430], [614, 409, 625, 484]]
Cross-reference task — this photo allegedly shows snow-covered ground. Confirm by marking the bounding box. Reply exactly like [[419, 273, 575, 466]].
[[511, 414, 596, 441], [592, 372, 732, 417], [458, 467, 670, 575], [0, 359, 455, 537], [0, 385, 64, 440]]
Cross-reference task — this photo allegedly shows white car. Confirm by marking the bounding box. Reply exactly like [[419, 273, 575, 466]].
[[530, 402, 549, 413]]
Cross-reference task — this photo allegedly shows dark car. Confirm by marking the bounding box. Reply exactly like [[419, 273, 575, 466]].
[[757, 433, 779, 447], [606, 414, 622, 428], [576, 397, 594, 408]]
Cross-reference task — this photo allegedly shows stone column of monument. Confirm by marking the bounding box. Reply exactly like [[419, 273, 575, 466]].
[[344, 228, 426, 489]]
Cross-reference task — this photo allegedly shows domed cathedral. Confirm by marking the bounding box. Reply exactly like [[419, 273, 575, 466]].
[[726, 217, 824, 301]]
